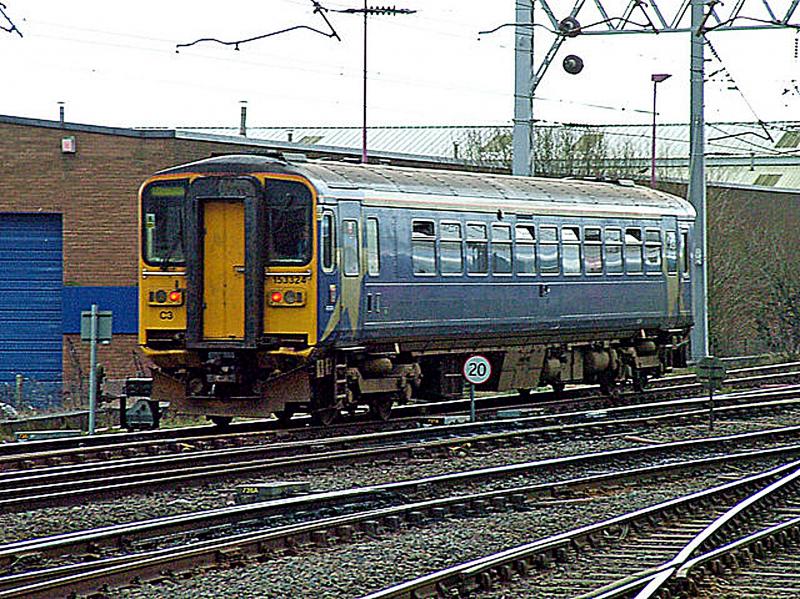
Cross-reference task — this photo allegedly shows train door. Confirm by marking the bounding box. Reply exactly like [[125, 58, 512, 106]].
[[184, 176, 264, 348], [663, 216, 679, 322], [202, 200, 245, 340], [337, 201, 364, 340], [679, 224, 692, 317]]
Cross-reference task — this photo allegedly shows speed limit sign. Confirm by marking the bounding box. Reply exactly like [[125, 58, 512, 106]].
[[463, 355, 492, 385]]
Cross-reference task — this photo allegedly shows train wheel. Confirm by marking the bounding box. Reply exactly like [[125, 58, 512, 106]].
[[632, 370, 649, 393], [369, 395, 393, 421], [551, 380, 565, 396], [275, 409, 294, 426], [312, 407, 339, 427], [209, 416, 232, 428]]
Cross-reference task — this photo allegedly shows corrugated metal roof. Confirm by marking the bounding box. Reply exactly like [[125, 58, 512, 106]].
[[175, 122, 800, 162]]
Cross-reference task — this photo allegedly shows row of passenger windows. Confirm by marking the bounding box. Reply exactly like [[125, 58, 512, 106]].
[[410, 220, 689, 277], [319, 213, 690, 278]]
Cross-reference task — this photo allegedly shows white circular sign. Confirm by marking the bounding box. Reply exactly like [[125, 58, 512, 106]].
[[463, 355, 492, 385]]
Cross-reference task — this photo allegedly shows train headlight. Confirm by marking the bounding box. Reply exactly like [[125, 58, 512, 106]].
[[168, 290, 182, 303], [155, 290, 167, 303], [271, 291, 283, 303], [284, 290, 296, 304]]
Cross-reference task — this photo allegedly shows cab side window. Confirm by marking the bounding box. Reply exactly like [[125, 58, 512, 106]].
[[321, 212, 335, 272]]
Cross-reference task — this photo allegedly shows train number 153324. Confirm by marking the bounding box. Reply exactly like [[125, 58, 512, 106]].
[[270, 275, 307, 285]]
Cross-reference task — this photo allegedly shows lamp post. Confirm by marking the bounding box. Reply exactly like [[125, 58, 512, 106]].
[[650, 73, 672, 188]]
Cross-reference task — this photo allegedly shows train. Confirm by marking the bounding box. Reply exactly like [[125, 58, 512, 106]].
[[138, 154, 694, 425]]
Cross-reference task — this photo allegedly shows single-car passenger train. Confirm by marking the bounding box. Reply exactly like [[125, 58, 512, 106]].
[[138, 154, 694, 425]]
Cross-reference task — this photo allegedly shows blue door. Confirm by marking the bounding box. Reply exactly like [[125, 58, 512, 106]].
[[0, 214, 63, 406]]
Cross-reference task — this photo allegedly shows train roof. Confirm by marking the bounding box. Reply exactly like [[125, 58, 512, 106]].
[[155, 154, 696, 219]]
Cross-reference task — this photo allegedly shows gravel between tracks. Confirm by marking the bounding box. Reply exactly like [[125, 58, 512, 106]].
[[0, 411, 799, 547], [109, 469, 765, 599]]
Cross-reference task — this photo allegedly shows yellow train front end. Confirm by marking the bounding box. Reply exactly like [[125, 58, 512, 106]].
[[138, 157, 319, 423]]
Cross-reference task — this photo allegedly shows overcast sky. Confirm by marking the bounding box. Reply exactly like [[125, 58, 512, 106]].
[[1, 1, 799, 130]]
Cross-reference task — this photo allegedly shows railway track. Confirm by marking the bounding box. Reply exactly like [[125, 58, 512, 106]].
[[4, 435, 800, 598], [362, 459, 800, 599], [3, 384, 800, 510], [2, 359, 797, 462]]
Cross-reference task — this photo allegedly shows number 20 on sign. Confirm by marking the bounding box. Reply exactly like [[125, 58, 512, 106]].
[[463, 355, 491, 422]]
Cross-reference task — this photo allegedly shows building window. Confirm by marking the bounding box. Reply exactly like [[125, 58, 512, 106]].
[[491, 224, 512, 275], [540, 226, 559, 275], [366, 218, 380, 276], [466, 223, 488, 275], [625, 227, 643, 274], [440, 221, 463, 275], [515, 224, 536, 276], [412, 220, 436, 275]]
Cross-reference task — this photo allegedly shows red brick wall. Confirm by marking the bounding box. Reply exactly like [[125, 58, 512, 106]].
[[0, 119, 263, 390]]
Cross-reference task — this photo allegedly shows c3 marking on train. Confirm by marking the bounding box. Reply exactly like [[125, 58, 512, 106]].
[[159, 310, 174, 320]]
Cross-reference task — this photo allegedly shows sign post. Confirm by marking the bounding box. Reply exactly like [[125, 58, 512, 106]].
[[463, 355, 491, 423], [81, 305, 113, 435], [696, 355, 726, 431]]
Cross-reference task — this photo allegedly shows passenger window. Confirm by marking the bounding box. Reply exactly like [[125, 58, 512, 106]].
[[366, 218, 380, 276], [440, 222, 463, 275], [584, 227, 602, 275], [491, 224, 512, 275], [466, 223, 488, 275], [665, 231, 678, 274], [562, 226, 581, 275], [412, 220, 436, 275], [540, 226, 559, 275], [321, 212, 335, 272], [605, 228, 623, 274], [681, 230, 691, 276], [625, 228, 643, 273], [515, 224, 536, 276], [342, 219, 360, 277], [645, 229, 662, 273]]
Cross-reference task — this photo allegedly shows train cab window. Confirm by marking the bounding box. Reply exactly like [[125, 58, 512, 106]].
[[321, 212, 335, 272], [539, 226, 559, 275], [665, 231, 678, 274], [342, 219, 360, 277], [644, 229, 662, 274], [491, 224, 512, 275], [605, 228, 623, 274], [515, 224, 536, 276], [440, 222, 463, 275], [142, 181, 187, 267], [625, 228, 643, 274], [366, 218, 380, 276], [266, 179, 313, 265], [412, 220, 436, 275], [562, 226, 581, 275], [584, 227, 602, 275], [466, 223, 488, 275]]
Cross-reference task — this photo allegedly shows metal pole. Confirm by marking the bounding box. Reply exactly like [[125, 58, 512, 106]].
[[14, 374, 23, 407], [88, 303, 98, 435], [361, 0, 368, 164], [651, 79, 658, 187], [469, 383, 476, 423], [689, 0, 709, 360], [512, 1, 534, 176]]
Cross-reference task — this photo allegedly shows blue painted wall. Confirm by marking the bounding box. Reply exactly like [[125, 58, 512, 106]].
[[62, 286, 138, 334]]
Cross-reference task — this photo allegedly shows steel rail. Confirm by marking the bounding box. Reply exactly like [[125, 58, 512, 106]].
[[5, 446, 800, 598], [0, 386, 800, 481], [360, 460, 800, 599], [2, 360, 797, 457], [3, 393, 800, 512]]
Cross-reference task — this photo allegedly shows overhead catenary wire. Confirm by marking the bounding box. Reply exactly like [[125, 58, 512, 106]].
[[0, 1, 22, 37]]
